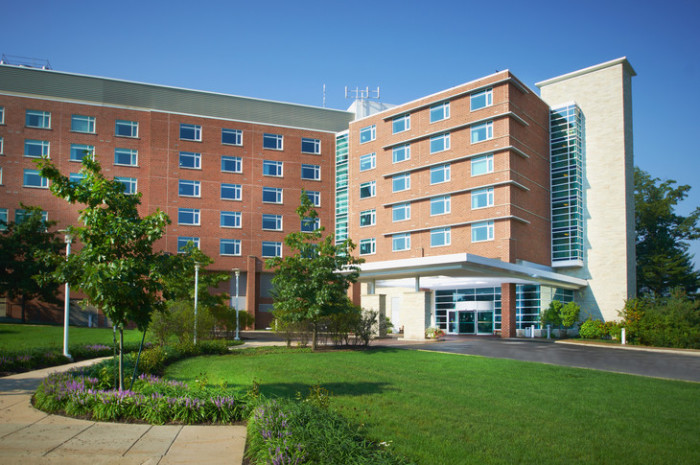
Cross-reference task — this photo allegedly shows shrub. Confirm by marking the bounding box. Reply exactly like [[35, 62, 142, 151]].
[[579, 319, 605, 339]]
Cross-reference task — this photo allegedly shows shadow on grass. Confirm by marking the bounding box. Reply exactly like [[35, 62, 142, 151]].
[[258, 380, 397, 399]]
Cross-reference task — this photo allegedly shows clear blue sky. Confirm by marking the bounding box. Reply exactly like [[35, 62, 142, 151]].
[[3, 0, 699, 264]]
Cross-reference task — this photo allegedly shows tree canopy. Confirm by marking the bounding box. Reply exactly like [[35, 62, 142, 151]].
[[635, 167, 700, 296]]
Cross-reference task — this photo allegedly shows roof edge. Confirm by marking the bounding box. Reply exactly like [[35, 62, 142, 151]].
[[535, 57, 636, 88]]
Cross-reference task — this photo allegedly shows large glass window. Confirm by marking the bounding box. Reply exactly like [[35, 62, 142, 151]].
[[430, 164, 451, 184], [71, 115, 95, 133], [221, 156, 242, 173], [430, 195, 451, 216], [359, 125, 376, 144], [392, 144, 410, 163], [15, 209, 48, 224], [431, 227, 451, 247], [262, 241, 282, 258], [24, 139, 50, 158], [177, 237, 200, 252], [69, 172, 85, 183], [178, 179, 201, 197], [178, 208, 200, 225], [471, 187, 494, 209], [392, 114, 410, 134], [306, 191, 321, 207], [220, 239, 241, 256], [472, 220, 494, 242], [70, 144, 94, 162], [471, 88, 493, 111], [114, 148, 138, 166], [360, 153, 376, 171], [430, 102, 450, 123], [221, 183, 242, 200], [262, 187, 283, 204], [263, 160, 283, 177], [392, 173, 410, 192], [0, 137, 3, 155], [392, 203, 410, 222], [23, 169, 49, 188], [359, 181, 376, 199], [392, 233, 410, 252], [115, 120, 138, 138], [301, 217, 319, 232], [180, 123, 202, 141], [0, 208, 7, 230], [116, 177, 137, 194], [301, 138, 321, 154], [471, 154, 494, 176], [220, 211, 241, 228], [430, 133, 450, 153], [262, 214, 282, 231], [359, 238, 376, 255], [301, 164, 321, 180], [471, 121, 493, 143], [26, 110, 50, 129], [263, 133, 283, 150], [0, 106, 4, 124], [179, 151, 201, 169], [360, 209, 376, 227], [221, 128, 242, 146]]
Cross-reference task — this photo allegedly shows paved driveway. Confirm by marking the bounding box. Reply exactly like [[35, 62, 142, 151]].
[[385, 337, 700, 383]]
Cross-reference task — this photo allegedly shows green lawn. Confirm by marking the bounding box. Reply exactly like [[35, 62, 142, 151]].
[[0, 323, 146, 352], [165, 348, 700, 465]]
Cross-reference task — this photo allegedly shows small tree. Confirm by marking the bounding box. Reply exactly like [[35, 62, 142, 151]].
[[0, 205, 63, 322], [266, 191, 363, 350], [541, 300, 581, 337], [37, 157, 170, 390]]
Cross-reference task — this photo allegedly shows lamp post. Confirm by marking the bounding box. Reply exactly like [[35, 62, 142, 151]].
[[193, 263, 200, 345], [234, 269, 240, 341], [62, 232, 72, 360]]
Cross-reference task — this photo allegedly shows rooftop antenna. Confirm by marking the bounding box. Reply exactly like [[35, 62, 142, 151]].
[[344, 86, 381, 101], [322, 84, 326, 108], [0, 54, 52, 70]]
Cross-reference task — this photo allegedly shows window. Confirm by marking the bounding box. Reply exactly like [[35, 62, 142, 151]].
[[392, 233, 411, 252], [26, 110, 50, 129], [392, 114, 410, 134], [178, 179, 201, 197], [115, 120, 138, 138], [471, 121, 493, 143], [430, 164, 451, 184], [430, 133, 450, 153], [15, 209, 48, 224], [0, 137, 3, 154], [262, 241, 282, 258], [179, 151, 201, 169], [392, 203, 410, 222], [71, 115, 95, 133], [430, 102, 450, 123], [472, 187, 494, 209], [360, 153, 376, 171], [392, 144, 410, 163], [0, 107, 4, 124], [430, 195, 451, 216], [392, 173, 410, 192], [301, 138, 321, 154], [23, 169, 48, 188], [471, 154, 494, 176], [359, 181, 376, 199], [221, 183, 242, 201], [301, 164, 321, 180], [360, 209, 376, 227], [263, 133, 283, 150], [24, 139, 50, 158], [431, 227, 451, 247], [306, 191, 321, 207], [220, 239, 241, 256], [359, 238, 376, 255], [262, 214, 282, 231], [178, 208, 200, 225], [221, 156, 242, 173], [471, 88, 493, 111], [360, 125, 376, 144], [114, 148, 138, 166], [472, 220, 494, 242], [262, 187, 283, 204], [116, 177, 137, 194], [221, 128, 242, 146], [180, 124, 202, 141], [178, 237, 200, 253], [69, 172, 84, 183], [301, 217, 319, 232], [263, 160, 283, 177], [220, 211, 242, 228], [70, 144, 94, 162], [0, 208, 7, 230]]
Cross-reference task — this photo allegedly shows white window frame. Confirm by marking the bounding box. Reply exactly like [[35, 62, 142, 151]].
[[0, 208, 7, 230], [262, 187, 283, 204], [180, 123, 202, 141], [471, 121, 494, 144], [430, 133, 451, 154], [263, 133, 283, 150], [471, 154, 494, 176], [301, 217, 320, 232], [70, 144, 94, 162], [0, 137, 3, 155], [71, 115, 96, 133], [69, 172, 84, 183], [359, 181, 376, 199], [472, 220, 495, 242], [221, 183, 242, 201], [392, 203, 411, 222], [262, 241, 282, 258], [179, 151, 202, 170], [359, 209, 376, 227], [178, 179, 201, 198], [300, 163, 321, 181], [262, 214, 283, 231], [392, 173, 410, 193], [430, 195, 451, 216], [115, 120, 139, 138], [220, 239, 242, 256], [430, 227, 451, 247], [306, 191, 321, 207], [114, 148, 138, 167], [359, 238, 376, 256], [178, 208, 201, 226], [360, 153, 376, 171], [430, 101, 450, 123], [470, 88, 493, 111], [15, 209, 48, 224], [220, 211, 242, 228], [115, 177, 138, 195], [392, 144, 410, 163], [177, 237, 200, 253], [301, 137, 321, 154], [221, 128, 242, 146], [430, 164, 451, 185], [359, 125, 376, 144], [392, 233, 411, 252], [392, 114, 410, 134], [471, 187, 494, 210], [23, 169, 49, 188], [221, 156, 242, 173], [24, 139, 50, 158], [0, 106, 4, 125], [262, 160, 283, 177], [26, 110, 51, 129]]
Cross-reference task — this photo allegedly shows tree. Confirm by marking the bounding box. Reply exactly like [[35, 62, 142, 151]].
[[37, 157, 170, 390], [0, 205, 63, 322], [635, 167, 700, 296], [541, 300, 581, 337], [266, 191, 363, 350]]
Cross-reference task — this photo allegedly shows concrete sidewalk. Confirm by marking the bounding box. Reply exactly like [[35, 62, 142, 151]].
[[0, 360, 246, 465]]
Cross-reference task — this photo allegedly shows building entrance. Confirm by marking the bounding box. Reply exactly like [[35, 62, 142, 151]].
[[447, 301, 495, 335]]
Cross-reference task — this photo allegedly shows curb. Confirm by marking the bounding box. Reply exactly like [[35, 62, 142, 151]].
[[553, 339, 700, 356]]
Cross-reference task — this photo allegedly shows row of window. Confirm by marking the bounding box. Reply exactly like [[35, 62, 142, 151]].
[[177, 237, 283, 258], [176, 208, 319, 232], [0, 208, 48, 229], [359, 151, 493, 178], [358, 220, 494, 255]]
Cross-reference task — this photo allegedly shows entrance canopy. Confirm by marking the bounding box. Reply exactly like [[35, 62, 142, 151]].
[[356, 253, 587, 291]]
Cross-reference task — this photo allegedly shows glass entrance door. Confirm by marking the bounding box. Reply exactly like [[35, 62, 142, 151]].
[[458, 311, 476, 334], [477, 311, 493, 334]]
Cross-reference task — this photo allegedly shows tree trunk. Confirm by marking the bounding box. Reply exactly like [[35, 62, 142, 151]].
[[312, 322, 317, 351], [118, 326, 124, 391], [21, 295, 26, 323]]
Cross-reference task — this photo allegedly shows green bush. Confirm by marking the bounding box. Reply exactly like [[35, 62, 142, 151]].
[[579, 319, 605, 339]]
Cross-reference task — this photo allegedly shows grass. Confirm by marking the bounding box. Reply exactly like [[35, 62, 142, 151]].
[[0, 323, 146, 352], [165, 347, 700, 465]]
